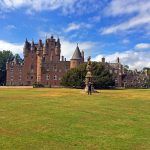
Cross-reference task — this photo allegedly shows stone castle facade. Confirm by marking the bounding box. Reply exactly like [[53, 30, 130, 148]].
[[6, 36, 149, 88], [6, 36, 84, 87]]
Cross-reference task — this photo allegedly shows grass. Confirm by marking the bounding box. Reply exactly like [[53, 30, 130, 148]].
[[0, 88, 150, 150]]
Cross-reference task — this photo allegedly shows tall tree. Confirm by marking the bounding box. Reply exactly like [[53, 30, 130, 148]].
[[0, 50, 14, 85]]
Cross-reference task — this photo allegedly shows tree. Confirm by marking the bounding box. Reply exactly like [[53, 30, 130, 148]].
[[61, 62, 115, 89], [0, 50, 14, 85], [124, 65, 129, 72], [61, 63, 86, 88], [92, 62, 115, 89], [14, 54, 23, 63]]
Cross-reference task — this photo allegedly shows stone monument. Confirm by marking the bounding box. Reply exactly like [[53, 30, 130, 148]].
[[85, 56, 93, 92]]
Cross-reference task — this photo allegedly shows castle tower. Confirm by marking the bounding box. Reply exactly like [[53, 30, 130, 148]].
[[37, 39, 43, 84], [49, 35, 56, 61], [23, 38, 30, 57], [117, 57, 123, 87], [43, 38, 49, 56], [55, 38, 61, 61], [70, 44, 83, 69], [31, 40, 35, 51], [23, 39, 32, 85], [102, 57, 105, 63]]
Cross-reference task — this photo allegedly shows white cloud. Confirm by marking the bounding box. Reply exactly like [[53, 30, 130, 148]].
[[65, 22, 92, 32], [102, 0, 150, 34], [102, 14, 150, 34], [93, 49, 150, 70], [105, 0, 150, 16], [65, 23, 81, 32], [122, 39, 130, 44], [0, 0, 101, 15], [135, 43, 150, 49], [91, 15, 101, 22], [0, 40, 23, 54], [5, 24, 16, 30]]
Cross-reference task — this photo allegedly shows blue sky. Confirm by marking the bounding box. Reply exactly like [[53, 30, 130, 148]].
[[0, 0, 150, 70]]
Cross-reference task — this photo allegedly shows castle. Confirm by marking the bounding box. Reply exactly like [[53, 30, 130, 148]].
[[6, 36, 149, 88], [6, 36, 84, 87]]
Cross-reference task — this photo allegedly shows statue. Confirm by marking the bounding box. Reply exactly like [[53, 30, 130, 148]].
[[85, 56, 93, 93], [86, 56, 92, 71]]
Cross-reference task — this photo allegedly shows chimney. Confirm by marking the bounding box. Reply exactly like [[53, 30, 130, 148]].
[[102, 57, 105, 63], [62, 56, 64, 61], [117, 57, 120, 63]]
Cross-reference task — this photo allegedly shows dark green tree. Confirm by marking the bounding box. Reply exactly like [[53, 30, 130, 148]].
[[14, 54, 23, 63], [0, 50, 14, 85], [61, 63, 86, 88], [61, 62, 115, 89]]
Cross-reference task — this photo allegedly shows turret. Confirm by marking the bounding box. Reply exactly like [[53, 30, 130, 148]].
[[37, 39, 43, 55], [55, 38, 61, 56], [31, 39, 35, 51], [43, 39, 49, 55], [23, 38, 30, 57], [56, 38, 60, 47], [70, 44, 83, 69], [37, 39, 43, 84]]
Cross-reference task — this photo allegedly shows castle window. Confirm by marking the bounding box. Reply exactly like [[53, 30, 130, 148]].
[[31, 76, 33, 80], [11, 76, 13, 81], [65, 65, 69, 72], [10, 67, 13, 72], [53, 75, 57, 80], [30, 65, 34, 73], [31, 64, 34, 69], [31, 69, 34, 73], [43, 57, 45, 62], [19, 76, 22, 81], [19, 68, 22, 72], [46, 75, 50, 80], [115, 70, 118, 74]]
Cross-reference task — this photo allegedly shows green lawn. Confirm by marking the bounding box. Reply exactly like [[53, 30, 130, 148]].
[[0, 88, 150, 150]]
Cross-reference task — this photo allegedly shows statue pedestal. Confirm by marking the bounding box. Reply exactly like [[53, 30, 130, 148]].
[[85, 85, 89, 92], [85, 84, 96, 93]]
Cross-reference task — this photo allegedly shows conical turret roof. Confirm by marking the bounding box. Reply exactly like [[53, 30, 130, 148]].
[[71, 44, 82, 60]]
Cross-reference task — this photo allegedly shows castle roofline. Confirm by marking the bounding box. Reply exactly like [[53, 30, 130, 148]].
[[71, 44, 82, 60]]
